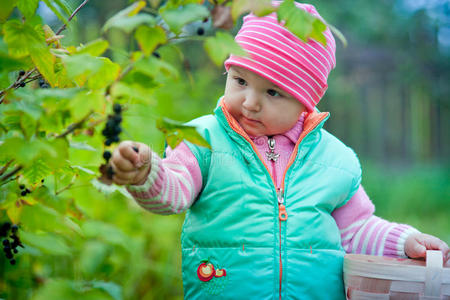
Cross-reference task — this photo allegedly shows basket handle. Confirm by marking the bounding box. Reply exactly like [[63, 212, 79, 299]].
[[424, 250, 443, 298]]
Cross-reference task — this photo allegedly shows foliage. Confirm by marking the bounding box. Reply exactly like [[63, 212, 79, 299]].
[[0, 0, 332, 299]]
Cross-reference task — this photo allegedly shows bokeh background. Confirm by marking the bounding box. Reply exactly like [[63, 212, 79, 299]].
[[2, 0, 449, 299]]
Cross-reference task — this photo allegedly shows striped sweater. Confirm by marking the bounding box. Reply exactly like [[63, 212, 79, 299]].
[[127, 113, 418, 258]]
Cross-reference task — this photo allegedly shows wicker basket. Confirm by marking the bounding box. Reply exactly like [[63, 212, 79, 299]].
[[344, 250, 450, 300]]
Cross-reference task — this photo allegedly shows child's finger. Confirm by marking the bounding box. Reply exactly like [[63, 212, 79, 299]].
[[136, 143, 151, 169], [118, 141, 140, 166], [110, 153, 135, 172]]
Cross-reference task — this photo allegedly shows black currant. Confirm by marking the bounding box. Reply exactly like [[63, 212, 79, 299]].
[[5, 252, 13, 259], [19, 184, 25, 190], [10, 259, 16, 265], [2, 239, 9, 246], [132, 146, 139, 153], [20, 191, 27, 196], [13, 248, 18, 254], [203, 17, 209, 23], [19, 70, 25, 77], [113, 114, 122, 123], [11, 225, 18, 233], [197, 27, 205, 36], [103, 151, 112, 161], [113, 103, 122, 114], [152, 52, 161, 59], [105, 139, 113, 146], [19, 81, 26, 87], [41, 179, 44, 183], [111, 136, 120, 143]]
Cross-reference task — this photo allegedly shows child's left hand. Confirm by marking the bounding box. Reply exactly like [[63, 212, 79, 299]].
[[404, 233, 449, 263]]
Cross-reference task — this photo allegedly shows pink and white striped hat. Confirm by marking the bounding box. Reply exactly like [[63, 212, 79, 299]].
[[224, 2, 336, 112]]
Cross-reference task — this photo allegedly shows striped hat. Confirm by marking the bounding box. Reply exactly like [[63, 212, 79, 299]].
[[224, 2, 336, 112]]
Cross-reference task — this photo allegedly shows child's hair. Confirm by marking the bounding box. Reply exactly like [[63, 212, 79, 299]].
[[224, 1, 336, 112]]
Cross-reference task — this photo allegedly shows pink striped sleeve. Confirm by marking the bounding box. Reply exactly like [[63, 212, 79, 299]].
[[126, 142, 203, 215], [333, 185, 420, 258]]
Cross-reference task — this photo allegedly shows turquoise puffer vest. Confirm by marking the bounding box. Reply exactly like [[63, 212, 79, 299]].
[[181, 105, 361, 299]]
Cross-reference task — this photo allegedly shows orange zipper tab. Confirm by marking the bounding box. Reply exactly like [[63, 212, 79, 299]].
[[277, 188, 287, 221], [279, 203, 288, 221]]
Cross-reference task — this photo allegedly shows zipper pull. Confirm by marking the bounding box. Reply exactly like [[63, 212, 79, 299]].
[[277, 189, 288, 221], [266, 138, 280, 162]]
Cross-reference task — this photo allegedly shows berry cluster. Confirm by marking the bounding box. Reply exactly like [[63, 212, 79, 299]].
[[19, 184, 31, 196], [1, 222, 23, 265], [102, 103, 122, 147]]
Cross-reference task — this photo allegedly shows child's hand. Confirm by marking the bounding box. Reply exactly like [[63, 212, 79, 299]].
[[404, 233, 449, 263], [109, 141, 151, 186]]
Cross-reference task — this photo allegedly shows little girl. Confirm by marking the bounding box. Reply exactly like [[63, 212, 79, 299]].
[[109, 2, 449, 299]]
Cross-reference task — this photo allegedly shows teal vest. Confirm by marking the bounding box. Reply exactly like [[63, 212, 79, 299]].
[[181, 105, 361, 299]]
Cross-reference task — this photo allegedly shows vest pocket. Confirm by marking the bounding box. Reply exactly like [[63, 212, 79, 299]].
[[182, 246, 276, 299]]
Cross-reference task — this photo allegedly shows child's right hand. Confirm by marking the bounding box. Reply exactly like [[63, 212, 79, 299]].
[[109, 141, 151, 186]]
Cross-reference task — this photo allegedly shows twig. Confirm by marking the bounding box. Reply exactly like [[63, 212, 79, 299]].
[[56, 110, 94, 138], [0, 175, 20, 187], [0, 166, 23, 183], [55, 175, 78, 195], [55, 0, 90, 35], [0, 160, 14, 176]]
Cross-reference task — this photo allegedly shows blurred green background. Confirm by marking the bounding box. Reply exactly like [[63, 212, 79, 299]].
[[1, 0, 449, 299]]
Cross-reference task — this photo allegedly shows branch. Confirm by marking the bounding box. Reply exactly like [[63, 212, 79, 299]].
[[0, 0, 91, 104], [55, 0, 90, 35], [56, 110, 94, 139], [0, 166, 23, 183], [0, 160, 14, 177]]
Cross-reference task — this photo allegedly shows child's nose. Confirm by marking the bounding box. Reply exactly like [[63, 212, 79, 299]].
[[242, 90, 261, 112]]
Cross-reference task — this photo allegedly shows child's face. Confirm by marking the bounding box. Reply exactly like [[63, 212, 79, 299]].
[[224, 66, 306, 137]]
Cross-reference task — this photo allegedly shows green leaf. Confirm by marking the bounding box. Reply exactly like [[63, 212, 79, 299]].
[[134, 25, 166, 56], [0, 52, 29, 72], [134, 55, 179, 80], [156, 117, 210, 149], [231, 0, 274, 21], [82, 220, 129, 248], [102, 1, 153, 34], [90, 281, 123, 300], [87, 57, 121, 89], [21, 230, 72, 256], [22, 159, 52, 184], [160, 4, 209, 35], [42, 0, 69, 25], [68, 90, 103, 119], [277, 0, 327, 46], [17, 0, 40, 19], [80, 241, 111, 275], [63, 54, 120, 89], [29, 44, 57, 87], [204, 31, 248, 66], [0, 0, 17, 22], [76, 39, 110, 56]]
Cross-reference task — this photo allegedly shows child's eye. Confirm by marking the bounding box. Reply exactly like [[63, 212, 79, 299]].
[[235, 77, 247, 86], [267, 89, 280, 97]]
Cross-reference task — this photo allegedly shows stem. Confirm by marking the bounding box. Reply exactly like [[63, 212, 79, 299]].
[[0, 160, 14, 176], [0, 166, 23, 183], [56, 110, 94, 138], [55, 0, 90, 35]]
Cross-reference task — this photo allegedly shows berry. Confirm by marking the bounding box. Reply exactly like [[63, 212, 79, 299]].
[[197, 27, 205, 36], [11, 225, 18, 233], [5, 252, 13, 259], [203, 17, 209, 23], [25, 189, 30, 194], [2, 239, 9, 246], [113, 103, 122, 114], [20, 191, 27, 196], [10, 259, 16, 265], [13, 248, 18, 254], [19, 184, 25, 190], [111, 136, 120, 143], [19, 70, 25, 77], [41, 179, 44, 183], [103, 151, 112, 161], [113, 114, 122, 123], [132, 146, 139, 153], [19, 81, 26, 87], [104, 139, 113, 146], [112, 126, 122, 135], [152, 52, 161, 59]]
